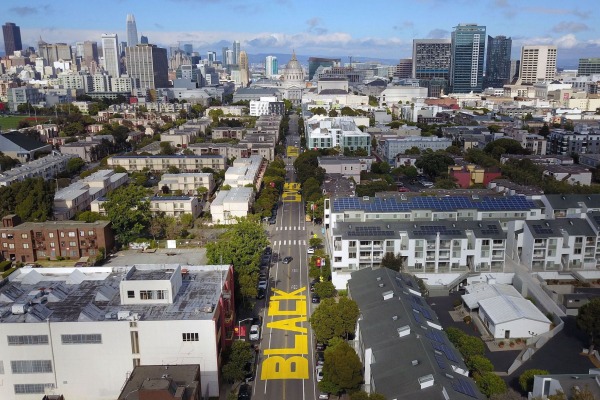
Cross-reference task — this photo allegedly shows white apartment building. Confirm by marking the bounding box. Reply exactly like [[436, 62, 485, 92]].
[[210, 187, 254, 225], [330, 221, 506, 289], [377, 136, 453, 163], [223, 155, 264, 188], [249, 96, 284, 117], [91, 195, 201, 219], [107, 155, 226, 172], [0, 264, 235, 399], [0, 154, 76, 187], [110, 75, 135, 92], [305, 116, 371, 153], [54, 169, 129, 220], [378, 85, 427, 106], [541, 194, 600, 219], [519, 45, 558, 84], [158, 173, 215, 195]]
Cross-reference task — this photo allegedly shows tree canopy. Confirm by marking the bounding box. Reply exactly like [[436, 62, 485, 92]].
[[415, 151, 455, 179], [221, 340, 254, 383], [0, 177, 55, 221], [310, 297, 360, 343], [102, 184, 151, 245], [320, 340, 363, 395], [577, 297, 600, 349], [519, 369, 549, 393]]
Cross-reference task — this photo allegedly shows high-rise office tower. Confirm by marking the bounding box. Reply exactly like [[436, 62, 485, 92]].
[[239, 51, 249, 86], [83, 41, 99, 71], [126, 44, 169, 90], [577, 58, 600, 77], [207, 51, 217, 65], [126, 14, 138, 47], [308, 57, 341, 80], [450, 23, 486, 93], [510, 60, 520, 82], [183, 44, 193, 55], [394, 59, 413, 79], [232, 41, 240, 65], [2, 22, 22, 56], [225, 49, 234, 66], [101, 33, 120, 78], [412, 39, 451, 96], [518, 45, 557, 84], [140, 35, 148, 44], [485, 35, 512, 88], [222, 47, 229, 65], [75, 42, 85, 58], [265, 56, 278, 77], [38, 40, 73, 63]]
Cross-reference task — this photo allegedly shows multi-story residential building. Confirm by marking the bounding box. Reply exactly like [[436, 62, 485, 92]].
[[223, 155, 265, 188], [318, 156, 367, 183], [518, 45, 557, 84], [158, 173, 215, 195], [448, 165, 502, 188], [100, 33, 120, 78], [348, 268, 483, 399], [515, 217, 600, 271], [547, 127, 600, 155], [0, 131, 53, 162], [330, 220, 507, 288], [577, 58, 600, 77], [0, 215, 114, 263], [541, 194, 600, 219], [92, 73, 111, 92], [7, 87, 45, 112], [395, 58, 413, 79], [265, 55, 278, 77], [485, 35, 512, 88], [450, 24, 486, 93], [126, 44, 169, 90], [579, 153, 600, 169], [249, 96, 285, 116], [305, 116, 371, 153], [211, 127, 246, 140], [412, 39, 451, 96], [106, 155, 226, 172], [2, 22, 22, 56], [0, 153, 76, 187], [0, 263, 234, 399], [542, 165, 592, 186], [53, 170, 129, 220], [92, 195, 202, 219], [59, 140, 104, 162], [324, 194, 543, 231], [210, 187, 255, 224], [110, 75, 135, 92], [377, 136, 453, 163]]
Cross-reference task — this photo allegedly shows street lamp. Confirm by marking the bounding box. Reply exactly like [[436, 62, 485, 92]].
[[238, 317, 252, 340]]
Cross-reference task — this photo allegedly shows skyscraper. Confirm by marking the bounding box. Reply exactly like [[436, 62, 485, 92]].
[[485, 35, 512, 88], [83, 41, 99, 71], [2, 22, 22, 56], [239, 51, 249, 87], [126, 44, 169, 90], [225, 49, 234, 66], [450, 23, 486, 93], [577, 58, 600, 77], [207, 51, 217, 65], [101, 33, 120, 78], [308, 57, 341, 80], [38, 40, 73, 63], [265, 55, 278, 77], [182, 44, 193, 55], [232, 41, 241, 65], [412, 39, 451, 97], [510, 60, 520, 82], [126, 14, 138, 47], [221, 47, 229, 65], [518, 45, 557, 84], [395, 59, 413, 79], [140, 35, 148, 44]]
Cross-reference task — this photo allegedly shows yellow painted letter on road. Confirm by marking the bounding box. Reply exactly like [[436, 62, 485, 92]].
[[261, 356, 309, 380], [271, 287, 306, 300], [267, 316, 307, 334], [269, 300, 307, 316], [264, 334, 308, 355]]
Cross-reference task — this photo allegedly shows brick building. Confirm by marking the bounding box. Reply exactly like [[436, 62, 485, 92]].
[[0, 215, 114, 263]]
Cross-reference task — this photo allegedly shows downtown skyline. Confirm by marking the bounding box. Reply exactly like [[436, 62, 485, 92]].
[[2, 0, 599, 66]]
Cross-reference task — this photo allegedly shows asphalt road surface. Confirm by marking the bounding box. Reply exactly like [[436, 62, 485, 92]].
[[251, 114, 322, 400]]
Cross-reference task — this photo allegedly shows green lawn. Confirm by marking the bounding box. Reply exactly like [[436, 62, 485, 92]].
[[0, 115, 49, 130]]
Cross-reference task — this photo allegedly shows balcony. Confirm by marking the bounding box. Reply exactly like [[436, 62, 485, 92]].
[[224, 311, 234, 324]]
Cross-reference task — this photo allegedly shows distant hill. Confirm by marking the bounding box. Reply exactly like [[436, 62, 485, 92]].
[[247, 53, 400, 67]]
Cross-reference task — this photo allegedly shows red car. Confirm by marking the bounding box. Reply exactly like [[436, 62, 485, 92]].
[[398, 187, 410, 192]]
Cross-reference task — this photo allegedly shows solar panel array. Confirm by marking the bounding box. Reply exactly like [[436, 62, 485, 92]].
[[532, 224, 553, 235], [425, 329, 446, 344], [481, 224, 500, 235], [412, 309, 423, 324], [414, 225, 462, 236], [431, 342, 460, 363], [452, 378, 479, 399], [347, 226, 395, 237], [413, 305, 433, 320], [332, 195, 536, 213], [594, 216, 600, 227], [434, 352, 446, 370]]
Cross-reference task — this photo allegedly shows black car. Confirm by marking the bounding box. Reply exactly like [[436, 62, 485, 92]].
[[310, 280, 319, 292], [282, 257, 293, 264], [256, 288, 266, 300], [268, 216, 276, 225], [316, 351, 325, 366], [244, 362, 255, 382], [316, 342, 327, 351], [264, 247, 272, 255], [238, 383, 251, 400], [311, 293, 320, 304]]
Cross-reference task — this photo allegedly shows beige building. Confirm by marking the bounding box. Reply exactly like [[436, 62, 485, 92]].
[[519, 45, 557, 84], [158, 173, 215, 195], [92, 195, 202, 219], [107, 155, 226, 172], [210, 187, 255, 224]]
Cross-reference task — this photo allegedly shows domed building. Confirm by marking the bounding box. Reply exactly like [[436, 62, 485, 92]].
[[281, 51, 305, 105]]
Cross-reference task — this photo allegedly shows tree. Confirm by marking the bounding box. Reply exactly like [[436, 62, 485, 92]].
[[415, 152, 454, 179], [466, 355, 494, 375], [160, 142, 176, 155], [490, 388, 527, 400], [102, 184, 151, 244], [539, 123, 550, 137], [519, 369, 549, 392], [457, 335, 485, 359], [577, 298, 600, 351], [371, 162, 391, 175], [476, 372, 507, 398], [76, 211, 108, 223], [380, 252, 403, 272], [572, 386, 596, 400], [314, 281, 336, 299], [310, 297, 360, 343], [404, 146, 421, 155], [149, 214, 166, 239], [320, 340, 363, 394], [484, 138, 528, 159], [66, 157, 86, 175], [445, 327, 465, 346], [350, 391, 385, 400], [221, 341, 254, 383], [167, 165, 181, 174], [309, 237, 323, 248]]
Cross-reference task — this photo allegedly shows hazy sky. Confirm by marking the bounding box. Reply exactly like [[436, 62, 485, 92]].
[[3, 0, 598, 65]]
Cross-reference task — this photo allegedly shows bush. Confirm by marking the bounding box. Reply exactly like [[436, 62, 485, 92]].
[[463, 315, 472, 324], [519, 369, 549, 392], [0, 260, 12, 272]]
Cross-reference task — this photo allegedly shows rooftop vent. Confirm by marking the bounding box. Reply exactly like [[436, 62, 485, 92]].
[[392, 315, 398, 321], [397, 325, 411, 337], [382, 290, 394, 300], [376, 276, 382, 281], [363, 196, 370, 201], [378, 283, 385, 288], [411, 359, 419, 366], [418, 374, 435, 389], [11, 303, 29, 315]]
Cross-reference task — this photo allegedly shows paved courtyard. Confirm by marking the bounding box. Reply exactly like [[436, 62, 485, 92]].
[[103, 248, 208, 267]]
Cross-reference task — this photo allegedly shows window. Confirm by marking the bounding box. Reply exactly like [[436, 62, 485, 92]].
[[80, 231, 85, 237], [22, 243, 29, 249], [14, 383, 55, 394], [348, 252, 357, 259], [69, 241, 76, 247], [156, 290, 167, 300], [182, 332, 199, 341], [127, 290, 135, 298], [48, 233, 54, 238], [7, 335, 48, 346], [60, 232, 64, 237], [8, 244, 14, 249], [68, 232, 76, 237], [61, 334, 102, 344], [11, 360, 53, 374], [21, 233, 28, 239], [139, 290, 153, 300], [88, 230, 94, 236], [50, 242, 55, 248], [349, 241, 356, 247]]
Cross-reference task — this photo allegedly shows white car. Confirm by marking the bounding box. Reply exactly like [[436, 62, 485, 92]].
[[249, 324, 260, 341], [315, 365, 324, 382], [307, 247, 315, 254], [258, 279, 268, 290], [422, 181, 434, 187]]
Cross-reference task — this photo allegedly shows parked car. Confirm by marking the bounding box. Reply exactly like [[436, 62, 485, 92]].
[[422, 181, 434, 187], [310, 280, 318, 292], [398, 187, 410, 192], [316, 342, 327, 351], [311, 293, 320, 304], [238, 383, 251, 400], [315, 366, 324, 382], [258, 279, 268, 290], [316, 351, 325, 366], [249, 324, 260, 341], [264, 246, 272, 255], [319, 392, 330, 399], [307, 247, 315, 254], [282, 257, 293, 264], [244, 362, 255, 382], [256, 288, 266, 300]]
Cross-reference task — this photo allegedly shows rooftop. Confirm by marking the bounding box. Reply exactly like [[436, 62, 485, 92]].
[[478, 295, 551, 325], [118, 364, 200, 400], [526, 219, 596, 238], [544, 194, 600, 210]]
